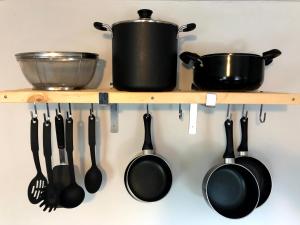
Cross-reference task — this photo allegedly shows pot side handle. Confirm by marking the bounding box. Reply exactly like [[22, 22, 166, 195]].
[[178, 23, 196, 33], [262, 49, 281, 66], [93, 22, 112, 32], [179, 51, 203, 67]]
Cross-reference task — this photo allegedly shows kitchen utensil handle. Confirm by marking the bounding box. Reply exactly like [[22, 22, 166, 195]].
[[179, 23, 196, 32], [55, 114, 66, 163], [179, 51, 203, 66], [142, 113, 154, 150], [138, 9, 153, 19], [223, 119, 235, 159], [30, 117, 42, 173], [43, 120, 53, 184], [237, 116, 248, 152], [55, 114, 65, 149], [93, 22, 112, 32], [88, 114, 97, 166], [263, 49, 281, 66], [66, 117, 76, 183]]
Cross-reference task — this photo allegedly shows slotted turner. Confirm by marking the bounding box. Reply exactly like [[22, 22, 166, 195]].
[[27, 114, 47, 204]]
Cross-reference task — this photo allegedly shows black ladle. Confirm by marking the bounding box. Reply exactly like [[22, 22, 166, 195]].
[[60, 112, 85, 208], [84, 106, 102, 193]]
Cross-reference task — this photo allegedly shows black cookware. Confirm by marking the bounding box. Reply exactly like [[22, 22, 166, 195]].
[[53, 109, 70, 195], [202, 119, 260, 219], [84, 105, 102, 193], [27, 112, 47, 204], [60, 113, 85, 208], [235, 115, 272, 207], [94, 9, 196, 91], [180, 49, 281, 91], [40, 114, 59, 212], [124, 113, 172, 202]]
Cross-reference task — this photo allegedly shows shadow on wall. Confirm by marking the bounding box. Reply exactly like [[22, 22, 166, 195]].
[[177, 34, 197, 90]]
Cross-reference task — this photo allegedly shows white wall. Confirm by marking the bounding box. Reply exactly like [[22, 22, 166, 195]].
[[0, 1, 300, 225]]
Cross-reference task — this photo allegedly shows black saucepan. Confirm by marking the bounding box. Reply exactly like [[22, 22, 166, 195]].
[[180, 49, 281, 91], [235, 115, 272, 207], [94, 9, 196, 91], [202, 119, 260, 219], [124, 113, 172, 202]]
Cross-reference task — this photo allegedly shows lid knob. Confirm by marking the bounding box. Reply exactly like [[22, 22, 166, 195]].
[[138, 9, 153, 19]]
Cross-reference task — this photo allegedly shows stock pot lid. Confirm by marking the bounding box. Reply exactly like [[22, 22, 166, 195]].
[[112, 9, 178, 27], [15, 52, 98, 60]]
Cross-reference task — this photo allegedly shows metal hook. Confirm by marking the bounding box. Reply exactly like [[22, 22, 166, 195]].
[[45, 103, 50, 121], [259, 104, 266, 123], [179, 104, 183, 120], [242, 104, 248, 118], [90, 103, 94, 115], [67, 103, 72, 118], [30, 103, 38, 119], [55, 103, 62, 116], [226, 104, 232, 120]]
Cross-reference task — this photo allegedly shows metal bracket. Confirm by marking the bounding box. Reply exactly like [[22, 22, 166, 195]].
[[99, 92, 109, 104], [188, 104, 198, 135], [110, 104, 119, 133], [205, 93, 217, 107]]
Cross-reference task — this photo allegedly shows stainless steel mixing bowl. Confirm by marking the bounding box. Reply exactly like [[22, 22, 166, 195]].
[[15, 52, 99, 90]]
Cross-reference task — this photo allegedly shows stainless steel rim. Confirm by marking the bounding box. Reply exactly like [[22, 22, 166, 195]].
[[203, 53, 261, 58], [15, 52, 98, 60], [112, 19, 178, 27], [203, 163, 260, 218]]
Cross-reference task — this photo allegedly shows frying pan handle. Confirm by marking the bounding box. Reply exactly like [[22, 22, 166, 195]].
[[142, 113, 154, 150], [179, 51, 203, 67], [263, 49, 281, 66], [237, 116, 248, 153], [223, 119, 235, 159]]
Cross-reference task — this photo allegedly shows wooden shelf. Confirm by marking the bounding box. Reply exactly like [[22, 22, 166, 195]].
[[0, 88, 300, 105]]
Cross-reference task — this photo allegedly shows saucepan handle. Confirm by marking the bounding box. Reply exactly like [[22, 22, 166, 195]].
[[178, 23, 196, 33], [180, 51, 203, 67], [262, 49, 281, 66], [93, 22, 113, 32], [223, 119, 235, 160]]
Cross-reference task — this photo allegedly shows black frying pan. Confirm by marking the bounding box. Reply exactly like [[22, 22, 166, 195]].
[[235, 116, 272, 207], [124, 113, 172, 202], [202, 119, 260, 219]]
